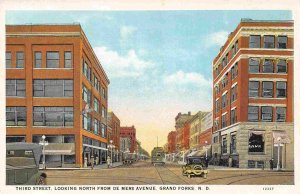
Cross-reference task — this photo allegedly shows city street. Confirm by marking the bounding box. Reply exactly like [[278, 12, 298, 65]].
[[43, 161, 293, 185]]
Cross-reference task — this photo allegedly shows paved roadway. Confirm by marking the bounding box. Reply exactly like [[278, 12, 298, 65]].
[[44, 161, 293, 185]]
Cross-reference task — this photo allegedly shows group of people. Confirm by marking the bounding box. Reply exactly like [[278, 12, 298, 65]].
[[90, 156, 113, 169]]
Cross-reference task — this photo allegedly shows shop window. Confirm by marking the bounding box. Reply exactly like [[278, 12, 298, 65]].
[[261, 106, 272, 122], [249, 35, 260, 48], [249, 58, 260, 73], [257, 161, 265, 168], [16, 52, 24, 68], [248, 106, 259, 122], [34, 52, 42, 68], [64, 155, 75, 164], [46, 52, 59, 68], [263, 59, 273, 73], [276, 107, 286, 122], [6, 52, 12, 68], [248, 81, 259, 97], [264, 35, 275, 48], [276, 60, 287, 73], [222, 137, 227, 154], [230, 134, 237, 154], [277, 36, 287, 49], [276, 81, 287, 98], [248, 160, 255, 168], [6, 136, 26, 143], [248, 132, 264, 153], [262, 81, 273, 97]]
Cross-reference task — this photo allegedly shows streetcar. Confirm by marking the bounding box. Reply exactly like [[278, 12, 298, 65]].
[[151, 147, 165, 165]]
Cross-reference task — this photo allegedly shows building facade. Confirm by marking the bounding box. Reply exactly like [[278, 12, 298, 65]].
[[189, 111, 209, 150], [107, 112, 120, 151], [175, 112, 193, 152], [211, 19, 293, 169], [167, 131, 176, 153], [6, 24, 110, 168], [120, 126, 136, 153]]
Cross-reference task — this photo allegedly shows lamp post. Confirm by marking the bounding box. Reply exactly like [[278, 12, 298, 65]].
[[277, 137, 281, 171], [108, 140, 115, 165], [205, 141, 208, 159], [41, 135, 47, 169]]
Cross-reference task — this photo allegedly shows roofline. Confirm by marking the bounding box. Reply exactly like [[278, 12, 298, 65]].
[[240, 19, 294, 23]]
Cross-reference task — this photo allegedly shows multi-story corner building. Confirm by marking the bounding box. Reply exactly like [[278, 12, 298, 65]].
[[189, 111, 209, 150], [6, 24, 110, 168], [120, 126, 136, 153], [212, 19, 293, 169], [167, 131, 176, 153], [107, 112, 120, 151], [175, 112, 193, 152]]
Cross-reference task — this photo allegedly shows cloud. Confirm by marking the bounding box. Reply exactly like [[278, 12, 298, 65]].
[[205, 31, 229, 48], [120, 25, 136, 42], [164, 70, 211, 88], [94, 47, 153, 78]]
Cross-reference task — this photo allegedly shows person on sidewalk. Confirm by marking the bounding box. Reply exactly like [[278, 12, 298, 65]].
[[107, 156, 111, 168], [269, 158, 274, 170], [91, 155, 94, 170]]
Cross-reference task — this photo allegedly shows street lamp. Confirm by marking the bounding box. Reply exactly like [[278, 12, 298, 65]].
[[41, 135, 47, 169], [108, 140, 115, 166], [204, 141, 208, 159], [277, 137, 281, 171]]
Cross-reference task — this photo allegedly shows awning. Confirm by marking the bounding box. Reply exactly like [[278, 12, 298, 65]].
[[83, 144, 108, 151], [273, 131, 291, 144], [44, 143, 75, 155], [193, 149, 206, 157]]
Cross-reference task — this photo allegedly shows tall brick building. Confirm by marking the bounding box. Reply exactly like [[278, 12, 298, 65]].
[[211, 19, 293, 169], [6, 24, 110, 168], [167, 131, 176, 153], [107, 112, 120, 151], [175, 112, 193, 152], [120, 126, 136, 153]]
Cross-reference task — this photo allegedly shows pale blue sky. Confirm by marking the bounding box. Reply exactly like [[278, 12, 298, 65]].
[[6, 10, 292, 152]]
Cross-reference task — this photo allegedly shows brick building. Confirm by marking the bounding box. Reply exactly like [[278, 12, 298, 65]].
[[120, 126, 136, 153], [107, 112, 120, 151], [211, 19, 293, 169], [6, 24, 110, 168], [189, 111, 209, 150], [182, 122, 190, 150], [167, 131, 176, 153], [175, 112, 193, 152]]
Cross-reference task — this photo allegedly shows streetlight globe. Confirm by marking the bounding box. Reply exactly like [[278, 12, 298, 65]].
[[42, 135, 46, 140], [110, 140, 113, 144]]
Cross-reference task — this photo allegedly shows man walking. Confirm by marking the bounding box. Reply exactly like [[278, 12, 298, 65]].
[[107, 156, 111, 168], [269, 158, 274, 170]]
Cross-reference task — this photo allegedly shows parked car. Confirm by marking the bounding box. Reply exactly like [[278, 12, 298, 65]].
[[6, 143, 47, 185], [182, 156, 208, 178]]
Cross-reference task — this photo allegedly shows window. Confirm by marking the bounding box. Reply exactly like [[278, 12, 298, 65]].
[[64, 52, 72, 68], [222, 93, 228, 108], [231, 63, 238, 80], [213, 136, 218, 144], [102, 87, 107, 99], [276, 82, 287, 98], [235, 41, 239, 53], [16, 52, 24, 68], [83, 60, 91, 81], [6, 52, 12, 68], [94, 98, 100, 113], [230, 109, 237, 125], [264, 35, 275, 48], [94, 119, 99, 135], [276, 107, 286, 122], [261, 106, 272, 122], [82, 85, 91, 104], [46, 52, 59, 68], [101, 123, 107, 138], [248, 81, 259, 97], [93, 75, 100, 91], [33, 80, 73, 97], [231, 45, 235, 56], [249, 58, 260, 73], [249, 35, 261, 48], [277, 60, 287, 73], [263, 59, 273, 73], [222, 137, 227, 154], [262, 81, 273, 97], [277, 36, 287, 49], [248, 133, 264, 153], [215, 99, 220, 113], [248, 106, 259, 122], [6, 79, 26, 97], [6, 107, 26, 126], [34, 52, 42, 68], [230, 134, 237, 154], [214, 120, 219, 131], [248, 160, 255, 168], [102, 105, 106, 118], [221, 114, 227, 128], [6, 136, 26, 143], [83, 113, 91, 131], [33, 107, 73, 127], [222, 74, 228, 89], [230, 85, 238, 103], [215, 86, 219, 94]]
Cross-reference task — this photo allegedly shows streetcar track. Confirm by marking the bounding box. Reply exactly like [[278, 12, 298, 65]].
[[227, 174, 294, 185], [154, 164, 190, 185]]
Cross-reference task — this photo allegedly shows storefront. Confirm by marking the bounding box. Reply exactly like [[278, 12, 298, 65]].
[[82, 136, 108, 167]]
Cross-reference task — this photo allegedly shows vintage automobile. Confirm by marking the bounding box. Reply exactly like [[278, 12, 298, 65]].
[[182, 156, 208, 178], [6, 143, 47, 185]]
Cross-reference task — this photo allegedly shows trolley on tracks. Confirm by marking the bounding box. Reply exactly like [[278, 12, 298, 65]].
[[151, 147, 165, 166]]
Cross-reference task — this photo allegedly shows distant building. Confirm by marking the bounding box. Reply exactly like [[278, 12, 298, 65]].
[[212, 19, 293, 169], [120, 126, 137, 153], [189, 111, 209, 150], [120, 137, 131, 153], [107, 112, 121, 151], [167, 131, 176, 153], [175, 112, 193, 152]]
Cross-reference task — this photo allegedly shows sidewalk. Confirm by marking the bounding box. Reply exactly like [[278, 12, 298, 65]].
[[40, 162, 123, 170]]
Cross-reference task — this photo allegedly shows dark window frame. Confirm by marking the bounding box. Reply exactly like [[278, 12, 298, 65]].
[[248, 81, 260, 97], [276, 81, 287, 98], [264, 35, 275, 48], [261, 106, 273, 122], [249, 35, 261, 48], [248, 106, 259, 122], [262, 81, 273, 98], [46, 51, 59, 68]]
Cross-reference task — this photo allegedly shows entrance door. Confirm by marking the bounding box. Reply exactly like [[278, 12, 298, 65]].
[[273, 145, 283, 168]]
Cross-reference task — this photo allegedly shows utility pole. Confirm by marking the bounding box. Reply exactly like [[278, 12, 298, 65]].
[[157, 136, 158, 147]]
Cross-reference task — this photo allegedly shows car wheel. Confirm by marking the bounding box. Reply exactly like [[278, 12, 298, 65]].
[[37, 176, 46, 185]]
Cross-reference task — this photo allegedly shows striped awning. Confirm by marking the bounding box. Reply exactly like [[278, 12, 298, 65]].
[[273, 131, 291, 144]]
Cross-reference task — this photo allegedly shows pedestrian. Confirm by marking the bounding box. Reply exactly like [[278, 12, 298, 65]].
[[269, 158, 274, 170], [107, 156, 111, 168], [205, 157, 209, 168], [91, 155, 94, 170]]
